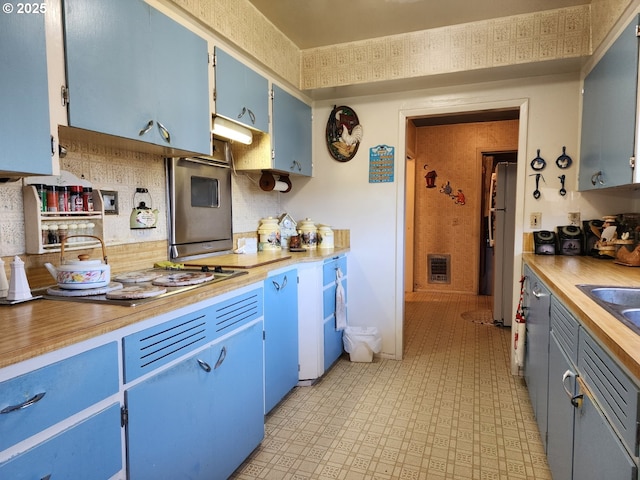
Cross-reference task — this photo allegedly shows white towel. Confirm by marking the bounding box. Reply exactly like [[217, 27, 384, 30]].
[[335, 268, 347, 331]]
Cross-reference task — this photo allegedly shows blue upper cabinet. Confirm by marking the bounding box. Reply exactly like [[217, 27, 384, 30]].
[[63, 0, 210, 155], [272, 85, 313, 176], [579, 15, 640, 190], [0, 9, 52, 175], [214, 47, 269, 133]]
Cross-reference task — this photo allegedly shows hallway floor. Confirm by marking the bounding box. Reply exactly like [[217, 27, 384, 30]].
[[231, 292, 551, 479]]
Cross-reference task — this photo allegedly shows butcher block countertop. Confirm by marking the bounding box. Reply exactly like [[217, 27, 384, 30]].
[[0, 247, 349, 370], [524, 253, 640, 382]]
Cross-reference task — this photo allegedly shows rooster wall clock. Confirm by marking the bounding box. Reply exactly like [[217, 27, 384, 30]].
[[326, 105, 363, 162]]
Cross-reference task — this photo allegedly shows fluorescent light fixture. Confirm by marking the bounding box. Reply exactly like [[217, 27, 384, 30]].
[[212, 116, 253, 145]]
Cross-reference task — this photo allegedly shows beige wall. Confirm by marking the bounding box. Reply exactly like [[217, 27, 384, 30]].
[[412, 120, 519, 294]]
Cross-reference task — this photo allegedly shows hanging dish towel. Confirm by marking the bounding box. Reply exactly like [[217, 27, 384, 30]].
[[335, 268, 347, 331]]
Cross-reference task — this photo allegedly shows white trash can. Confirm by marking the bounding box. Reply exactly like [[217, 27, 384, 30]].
[[343, 326, 382, 362]]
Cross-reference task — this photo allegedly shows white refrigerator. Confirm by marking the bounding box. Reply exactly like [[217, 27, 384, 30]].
[[489, 162, 517, 326]]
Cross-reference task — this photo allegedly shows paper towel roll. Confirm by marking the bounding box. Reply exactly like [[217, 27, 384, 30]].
[[272, 181, 289, 192]]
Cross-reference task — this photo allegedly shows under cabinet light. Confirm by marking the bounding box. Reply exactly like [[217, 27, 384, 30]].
[[211, 116, 253, 145]]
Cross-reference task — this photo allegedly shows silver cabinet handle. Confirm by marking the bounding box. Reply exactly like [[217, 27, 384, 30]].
[[1, 392, 46, 414], [238, 107, 256, 125], [197, 358, 211, 372], [157, 121, 171, 144], [139, 120, 154, 136], [532, 285, 546, 298], [562, 370, 583, 408], [41, 475, 51, 480], [590, 171, 604, 186], [291, 160, 302, 171], [272, 275, 288, 292], [214, 346, 227, 369]]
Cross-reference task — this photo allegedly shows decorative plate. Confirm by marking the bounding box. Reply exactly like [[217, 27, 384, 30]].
[[326, 105, 363, 162]]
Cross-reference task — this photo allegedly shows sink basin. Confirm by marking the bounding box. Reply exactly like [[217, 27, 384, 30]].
[[577, 285, 640, 334], [587, 287, 640, 307]]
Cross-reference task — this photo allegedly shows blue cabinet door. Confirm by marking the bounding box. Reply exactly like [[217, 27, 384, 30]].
[[523, 269, 550, 451], [272, 85, 312, 176], [264, 269, 299, 413], [211, 321, 265, 478], [64, 0, 154, 143], [579, 15, 639, 190], [126, 348, 216, 480], [64, 0, 210, 154], [149, 9, 211, 153], [322, 256, 347, 371], [0, 404, 122, 480], [546, 333, 575, 480], [0, 9, 52, 175], [215, 47, 269, 132]]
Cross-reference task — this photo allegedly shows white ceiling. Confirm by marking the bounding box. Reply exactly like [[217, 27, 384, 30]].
[[247, 0, 591, 49]]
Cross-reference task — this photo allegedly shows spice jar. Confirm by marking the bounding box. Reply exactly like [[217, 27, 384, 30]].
[[83, 187, 94, 211], [58, 186, 70, 213], [34, 184, 47, 212], [68, 223, 78, 243], [41, 224, 49, 245], [70, 185, 83, 212], [46, 186, 59, 213], [58, 223, 68, 244], [48, 224, 59, 244]]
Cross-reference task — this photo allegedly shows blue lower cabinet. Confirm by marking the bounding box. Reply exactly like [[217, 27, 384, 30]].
[[0, 403, 122, 480], [126, 320, 264, 480], [323, 315, 344, 371], [322, 255, 347, 370], [264, 269, 299, 413]]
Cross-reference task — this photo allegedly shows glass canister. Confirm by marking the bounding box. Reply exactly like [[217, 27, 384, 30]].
[[298, 218, 317, 249], [258, 217, 281, 251], [317, 224, 334, 249]]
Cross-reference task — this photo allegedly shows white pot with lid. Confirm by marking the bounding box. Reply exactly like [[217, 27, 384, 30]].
[[258, 217, 281, 251], [317, 225, 334, 249], [44, 235, 110, 289], [298, 218, 317, 249]]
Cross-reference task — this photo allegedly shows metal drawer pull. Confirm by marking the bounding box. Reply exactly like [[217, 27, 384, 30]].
[[1, 392, 46, 414], [197, 358, 211, 372], [562, 369, 583, 408], [214, 346, 227, 370], [532, 285, 546, 298], [139, 119, 154, 136], [272, 275, 288, 291], [40, 475, 51, 480], [157, 121, 171, 143]]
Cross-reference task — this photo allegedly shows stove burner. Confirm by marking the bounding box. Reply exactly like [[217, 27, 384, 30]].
[[106, 284, 167, 300], [47, 282, 124, 297]]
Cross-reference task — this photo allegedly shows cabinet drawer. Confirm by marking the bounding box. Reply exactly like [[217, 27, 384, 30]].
[[0, 403, 122, 480], [323, 255, 347, 285], [550, 297, 579, 364], [578, 331, 640, 454], [0, 342, 118, 451]]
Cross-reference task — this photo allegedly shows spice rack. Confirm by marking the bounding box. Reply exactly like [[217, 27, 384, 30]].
[[23, 185, 105, 254]]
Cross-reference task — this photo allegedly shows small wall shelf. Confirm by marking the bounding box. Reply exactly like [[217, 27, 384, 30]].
[[23, 185, 105, 254]]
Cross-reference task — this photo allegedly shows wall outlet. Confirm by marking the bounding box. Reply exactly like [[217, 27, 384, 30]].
[[530, 212, 541, 229], [568, 212, 580, 225]]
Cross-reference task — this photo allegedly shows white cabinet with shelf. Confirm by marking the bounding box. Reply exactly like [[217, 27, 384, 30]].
[[23, 185, 105, 254]]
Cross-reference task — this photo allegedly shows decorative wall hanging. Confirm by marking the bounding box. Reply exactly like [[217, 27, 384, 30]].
[[326, 105, 363, 162], [439, 181, 466, 205], [530, 149, 546, 171], [369, 145, 394, 183], [556, 146, 572, 169], [423, 165, 437, 188]]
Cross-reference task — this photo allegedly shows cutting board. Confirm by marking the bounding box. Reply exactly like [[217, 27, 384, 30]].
[[184, 253, 292, 269]]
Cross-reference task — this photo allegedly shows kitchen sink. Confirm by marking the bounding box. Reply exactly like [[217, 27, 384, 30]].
[[577, 285, 640, 334]]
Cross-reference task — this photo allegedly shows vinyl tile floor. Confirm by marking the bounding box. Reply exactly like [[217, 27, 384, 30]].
[[231, 292, 551, 479]]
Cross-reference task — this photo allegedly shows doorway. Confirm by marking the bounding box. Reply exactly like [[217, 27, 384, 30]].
[[404, 112, 520, 295]]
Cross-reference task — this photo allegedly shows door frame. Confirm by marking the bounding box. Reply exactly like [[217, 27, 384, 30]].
[[397, 99, 529, 373]]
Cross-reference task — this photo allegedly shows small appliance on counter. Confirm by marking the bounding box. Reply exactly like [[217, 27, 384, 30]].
[[533, 230, 557, 255], [557, 225, 583, 255]]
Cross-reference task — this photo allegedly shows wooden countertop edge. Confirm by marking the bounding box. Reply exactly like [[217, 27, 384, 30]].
[[523, 253, 640, 381], [0, 248, 349, 369]]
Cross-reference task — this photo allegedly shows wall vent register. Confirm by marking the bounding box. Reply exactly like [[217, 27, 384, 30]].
[[428, 254, 451, 284]]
